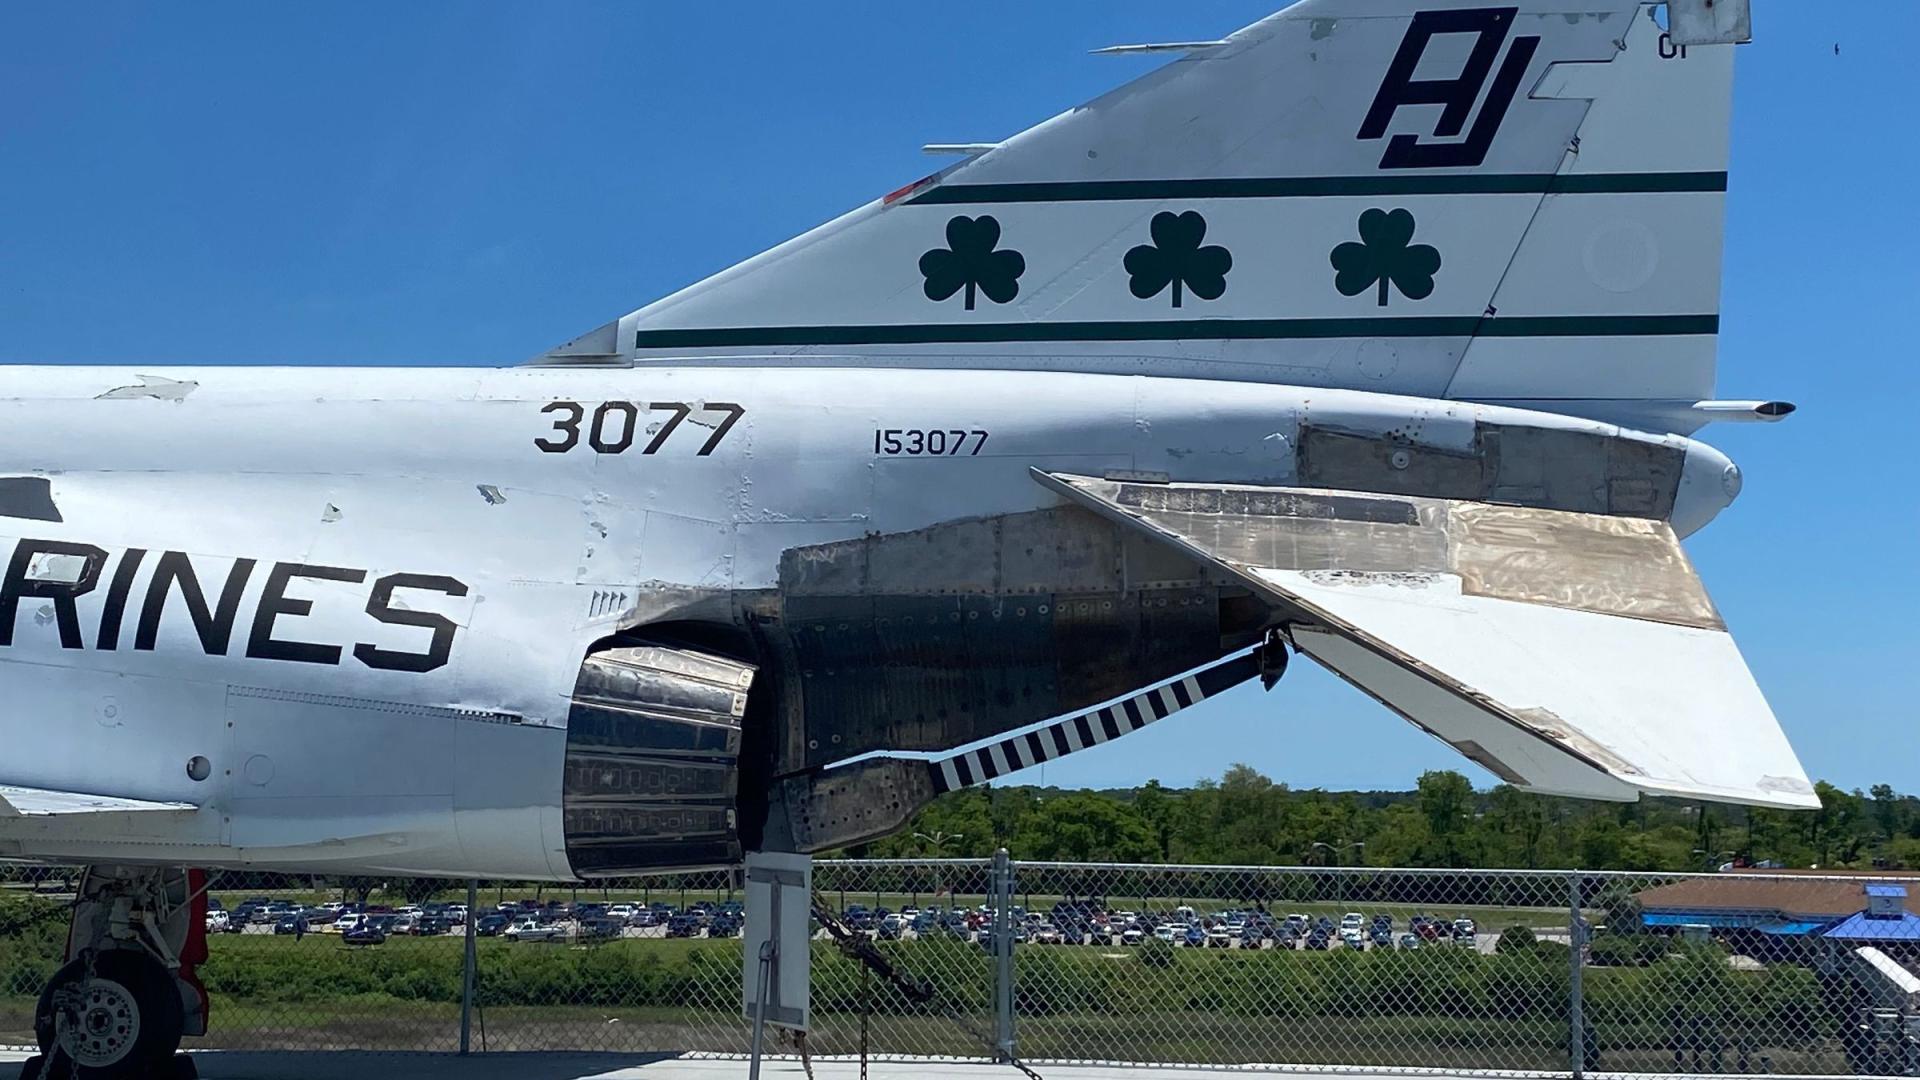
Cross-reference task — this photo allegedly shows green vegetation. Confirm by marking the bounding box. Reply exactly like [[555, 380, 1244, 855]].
[[0, 899, 1846, 1070], [845, 767, 1920, 872]]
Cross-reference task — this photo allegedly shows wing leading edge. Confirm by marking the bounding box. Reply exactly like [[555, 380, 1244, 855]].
[[0, 785, 196, 818], [1036, 471, 1817, 810]]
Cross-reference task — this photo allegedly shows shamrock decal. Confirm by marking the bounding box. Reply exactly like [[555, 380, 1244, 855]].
[[919, 215, 1025, 310], [1330, 208, 1442, 306], [1124, 210, 1232, 308]]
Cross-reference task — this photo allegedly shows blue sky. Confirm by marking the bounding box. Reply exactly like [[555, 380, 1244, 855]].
[[2, 4, 1913, 795]]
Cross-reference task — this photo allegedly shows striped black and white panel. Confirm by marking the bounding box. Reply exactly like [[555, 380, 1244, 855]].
[[927, 651, 1261, 794]]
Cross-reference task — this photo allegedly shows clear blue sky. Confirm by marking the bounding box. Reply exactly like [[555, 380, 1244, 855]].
[[3, 3, 1913, 795]]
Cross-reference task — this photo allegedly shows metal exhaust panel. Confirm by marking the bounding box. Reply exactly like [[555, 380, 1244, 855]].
[[560, 644, 755, 876]]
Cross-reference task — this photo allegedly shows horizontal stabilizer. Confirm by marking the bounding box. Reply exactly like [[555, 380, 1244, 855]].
[[0, 784, 196, 818], [1038, 471, 1817, 809]]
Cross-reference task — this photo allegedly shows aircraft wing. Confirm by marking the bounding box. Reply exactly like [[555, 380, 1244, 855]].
[[0, 785, 196, 818], [1036, 471, 1818, 810]]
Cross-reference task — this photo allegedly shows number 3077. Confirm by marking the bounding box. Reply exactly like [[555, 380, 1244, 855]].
[[874, 429, 988, 456]]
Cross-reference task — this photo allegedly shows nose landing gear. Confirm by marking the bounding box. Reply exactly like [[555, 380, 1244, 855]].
[[22, 866, 204, 1080]]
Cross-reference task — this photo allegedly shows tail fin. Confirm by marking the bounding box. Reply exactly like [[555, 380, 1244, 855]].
[[541, 1, 1734, 416]]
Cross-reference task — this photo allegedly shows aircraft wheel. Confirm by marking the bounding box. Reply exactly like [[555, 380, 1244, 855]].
[[34, 950, 185, 1079]]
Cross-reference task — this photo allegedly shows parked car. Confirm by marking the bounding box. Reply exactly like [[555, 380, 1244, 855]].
[[1397, 932, 1421, 950], [205, 911, 231, 933], [344, 922, 387, 946], [475, 914, 510, 937], [504, 917, 566, 942], [1452, 918, 1477, 943], [388, 914, 420, 936], [1304, 926, 1331, 950], [1031, 924, 1063, 945], [578, 917, 623, 941], [708, 913, 742, 938], [415, 915, 452, 936], [1206, 927, 1234, 948], [665, 915, 702, 938], [272, 914, 308, 935]]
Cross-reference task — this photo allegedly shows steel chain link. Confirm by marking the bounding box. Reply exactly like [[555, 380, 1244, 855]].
[[0, 860, 1914, 1075]]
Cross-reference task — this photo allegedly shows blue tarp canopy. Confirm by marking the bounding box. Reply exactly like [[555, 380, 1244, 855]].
[[1642, 912, 1832, 935], [1822, 911, 1920, 942]]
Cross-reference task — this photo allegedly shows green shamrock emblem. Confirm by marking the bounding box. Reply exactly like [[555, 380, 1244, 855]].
[[1330, 208, 1442, 306], [1125, 210, 1232, 308], [919, 215, 1025, 310]]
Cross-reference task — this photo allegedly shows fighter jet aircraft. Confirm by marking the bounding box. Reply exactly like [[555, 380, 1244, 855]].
[[1, 0, 1793, 1073]]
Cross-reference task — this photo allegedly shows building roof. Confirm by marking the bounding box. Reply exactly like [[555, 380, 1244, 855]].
[[1823, 910, 1920, 943], [1636, 872, 1920, 924], [1642, 913, 1829, 935]]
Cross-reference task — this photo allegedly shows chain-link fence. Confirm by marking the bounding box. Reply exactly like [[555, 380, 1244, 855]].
[[4, 859, 1917, 1075]]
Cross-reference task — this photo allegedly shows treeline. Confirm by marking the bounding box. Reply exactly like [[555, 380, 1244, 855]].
[[844, 767, 1920, 872]]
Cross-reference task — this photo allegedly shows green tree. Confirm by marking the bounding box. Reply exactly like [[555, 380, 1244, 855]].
[[1416, 770, 1473, 865]]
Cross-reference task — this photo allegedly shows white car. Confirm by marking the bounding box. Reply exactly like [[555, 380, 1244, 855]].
[[335, 913, 364, 934], [504, 917, 566, 942], [1339, 912, 1366, 946], [205, 911, 230, 932], [1153, 925, 1176, 943], [607, 904, 636, 921]]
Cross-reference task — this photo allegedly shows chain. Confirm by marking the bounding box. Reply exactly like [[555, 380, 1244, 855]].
[[859, 966, 871, 1080], [810, 892, 1044, 1080], [792, 1028, 816, 1080], [35, 946, 99, 1080]]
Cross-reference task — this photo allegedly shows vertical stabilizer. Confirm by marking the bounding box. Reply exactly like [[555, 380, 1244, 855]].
[[540, 2, 1736, 419]]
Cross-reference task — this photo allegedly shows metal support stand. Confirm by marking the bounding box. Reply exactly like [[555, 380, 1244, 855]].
[[992, 847, 1016, 1064], [460, 879, 478, 1056], [742, 850, 812, 1076], [748, 939, 776, 1080], [1569, 870, 1586, 1079]]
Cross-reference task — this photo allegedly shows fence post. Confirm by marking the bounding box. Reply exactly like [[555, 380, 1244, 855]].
[[460, 878, 478, 1055], [1568, 869, 1585, 1080], [992, 848, 1016, 1064]]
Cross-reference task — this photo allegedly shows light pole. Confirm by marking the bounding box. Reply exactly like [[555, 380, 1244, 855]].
[[1308, 840, 1367, 868], [915, 831, 964, 906]]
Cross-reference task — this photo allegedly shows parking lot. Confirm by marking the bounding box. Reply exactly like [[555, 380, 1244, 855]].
[[206, 892, 1566, 957]]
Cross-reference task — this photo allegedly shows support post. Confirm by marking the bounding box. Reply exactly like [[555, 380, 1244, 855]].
[[1569, 870, 1586, 1079], [748, 940, 775, 1080], [460, 879, 478, 1056], [992, 848, 1016, 1064]]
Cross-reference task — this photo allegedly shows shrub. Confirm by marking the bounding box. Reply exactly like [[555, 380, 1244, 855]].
[[1137, 936, 1174, 969], [1495, 925, 1537, 954]]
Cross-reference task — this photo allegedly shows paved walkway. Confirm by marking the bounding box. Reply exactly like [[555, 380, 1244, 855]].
[[1, 1052, 1292, 1080]]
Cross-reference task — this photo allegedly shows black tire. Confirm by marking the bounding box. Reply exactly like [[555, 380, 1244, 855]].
[[34, 950, 186, 1079]]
